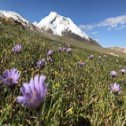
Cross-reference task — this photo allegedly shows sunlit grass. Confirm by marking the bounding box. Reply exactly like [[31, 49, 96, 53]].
[[0, 20, 126, 126]]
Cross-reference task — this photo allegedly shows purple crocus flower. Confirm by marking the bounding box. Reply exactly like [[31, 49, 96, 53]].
[[110, 71, 117, 78], [0, 68, 20, 87], [12, 44, 22, 53], [88, 55, 94, 60], [37, 58, 46, 69], [110, 83, 121, 95], [66, 48, 72, 53], [47, 50, 54, 56], [120, 69, 126, 75], [58, 47, 63, 53], [17, 74, 47, 109], [77, 60, 86, 66], [63, 47, 67, 52]]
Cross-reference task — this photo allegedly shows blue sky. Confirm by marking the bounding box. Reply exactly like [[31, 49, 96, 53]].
[[0, 0, 126, 47]]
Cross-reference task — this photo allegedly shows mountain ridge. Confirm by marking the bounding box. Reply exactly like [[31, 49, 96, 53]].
[[109, 47, 126, 54], [34, 11, 89, 40], [0, 10, 100, 46]]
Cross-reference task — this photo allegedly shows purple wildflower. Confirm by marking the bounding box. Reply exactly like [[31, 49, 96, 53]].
[[110, 71, 117, 78], [63, 47, 67, 52], [58, 47, 63, 53], [66, 48, 72, 53], [77, 60, 86, 66], [88, 55, 94, 60], [110, 83, 121, 95], [17, 74, 47, 109], [47, 50, 54, 56], [37, 58, 46, 69], [0, 68, 20, 87], [12, 44, 22, 53], [120, 69, 126, 75]]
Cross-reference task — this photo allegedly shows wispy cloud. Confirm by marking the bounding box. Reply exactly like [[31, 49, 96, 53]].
[[79, 24, 97, 31], [91, 31, 98, 35], [80, 14, 126, 31], [99, 14, 126, 27]]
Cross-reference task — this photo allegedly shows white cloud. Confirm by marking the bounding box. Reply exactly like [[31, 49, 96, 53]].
[[91, 31, 98, 35], [80, 14, 126, 31], [99, 14, 126, 27], [79, 24, 96, 31]]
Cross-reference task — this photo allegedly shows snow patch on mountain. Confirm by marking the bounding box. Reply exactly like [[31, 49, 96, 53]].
[[0, 10, 29, 25], [35, 12, 89, 40]]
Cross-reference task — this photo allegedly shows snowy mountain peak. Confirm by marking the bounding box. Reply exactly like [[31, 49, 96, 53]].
[[0, 10, 29, 25], [49, 11, 58, 18], [35, 11, 89, 40], [0, 10, 99, 46]]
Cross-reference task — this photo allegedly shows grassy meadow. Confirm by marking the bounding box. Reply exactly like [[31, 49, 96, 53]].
[[0, 20, 126, 126]]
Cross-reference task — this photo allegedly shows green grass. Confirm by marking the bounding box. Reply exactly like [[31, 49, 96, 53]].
[[0, 20, 126, 126]]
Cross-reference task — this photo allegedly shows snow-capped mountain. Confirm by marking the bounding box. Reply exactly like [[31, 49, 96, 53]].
[[0, 10, 37, 31], [34, 11, 90, 40], [0, 10, 29, 25], [0, 10, 100, 46]]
